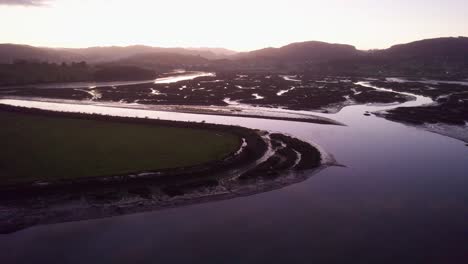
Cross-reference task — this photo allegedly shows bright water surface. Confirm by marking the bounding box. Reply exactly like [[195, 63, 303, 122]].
[[0, 74, 467, 263], [3, 71, 213, 89]]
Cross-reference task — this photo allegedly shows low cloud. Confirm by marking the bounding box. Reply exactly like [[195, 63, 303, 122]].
[[0, 0, 50, 6]]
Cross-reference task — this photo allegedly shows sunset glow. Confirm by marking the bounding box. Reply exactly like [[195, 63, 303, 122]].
[[1, 0, 467, 50]]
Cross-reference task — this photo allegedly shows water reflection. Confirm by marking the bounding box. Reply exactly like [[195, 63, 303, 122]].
[[154, 72, 215, 84], [2, 71, 214, 89], [0, 78, 467, 263]]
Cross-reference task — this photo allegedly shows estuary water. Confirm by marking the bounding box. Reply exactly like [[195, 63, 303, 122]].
[[3, 71, 213, 89], [0, 75, 467, 263]]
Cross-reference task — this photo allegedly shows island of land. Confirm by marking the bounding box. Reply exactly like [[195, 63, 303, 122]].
[[0, 104, 324, 234]]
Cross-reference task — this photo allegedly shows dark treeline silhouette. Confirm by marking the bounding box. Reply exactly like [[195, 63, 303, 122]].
[[0, 60, 91, 85], [0, 60, 157, 85]]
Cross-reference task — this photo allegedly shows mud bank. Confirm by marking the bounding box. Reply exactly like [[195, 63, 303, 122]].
[[0, 105, 327, 234]]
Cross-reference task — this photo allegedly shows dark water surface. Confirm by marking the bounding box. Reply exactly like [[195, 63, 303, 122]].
[[0, 80, 467, 263]]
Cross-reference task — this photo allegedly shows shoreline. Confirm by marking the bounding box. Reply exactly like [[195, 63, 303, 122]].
[[0, 166, 328, 235], [0, 70, 211, 90], [374, 111, 468, 144], [0, 104, 268, 193], [0, 96, 343, 125], [423, 123, 468, 144], [0, 104, 328, 234]]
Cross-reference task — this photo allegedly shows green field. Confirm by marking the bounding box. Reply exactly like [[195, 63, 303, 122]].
[[0, 111, 240, 184]]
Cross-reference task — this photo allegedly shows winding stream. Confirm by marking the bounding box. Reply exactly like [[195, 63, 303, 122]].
[[0, 74, 467, 263]]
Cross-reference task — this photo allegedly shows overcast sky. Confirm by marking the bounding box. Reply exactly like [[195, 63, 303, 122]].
[[0, 0, 466, 51]]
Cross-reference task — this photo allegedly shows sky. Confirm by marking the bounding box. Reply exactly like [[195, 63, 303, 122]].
[[0, 0, 467, 51]]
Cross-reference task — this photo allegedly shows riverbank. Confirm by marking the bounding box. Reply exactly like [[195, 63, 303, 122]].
[[0, 104, 268, 190], [365, 79, 468, 144], [0, 104, 327, 234], [1, 74, 467, 263], [0, 97, 343, 125]]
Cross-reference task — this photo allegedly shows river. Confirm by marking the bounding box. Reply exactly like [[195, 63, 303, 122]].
[[0, 74, 467, 263], [3, 71, 213, 89]]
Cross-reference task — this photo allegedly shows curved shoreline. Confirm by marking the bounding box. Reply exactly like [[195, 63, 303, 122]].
[[0, 96, 342, 125], [0, 104, 328, 234], [0, 165, 328, 235], [0, 104, 267, 194]]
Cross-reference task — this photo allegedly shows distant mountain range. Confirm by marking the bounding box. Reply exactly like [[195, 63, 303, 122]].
[[0, 44, 237, 64], [1, 37, 468, 77]]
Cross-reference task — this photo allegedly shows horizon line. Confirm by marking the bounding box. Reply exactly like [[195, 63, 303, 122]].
[[1, 35, 467, 53]]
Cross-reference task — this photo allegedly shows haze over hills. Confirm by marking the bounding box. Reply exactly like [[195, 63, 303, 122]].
[[60, 46, 237, 62], [0, 37, 467, 85], [2, 37, 467, 65], [0, 44, 237, 64], [0, 44, 84, 64]]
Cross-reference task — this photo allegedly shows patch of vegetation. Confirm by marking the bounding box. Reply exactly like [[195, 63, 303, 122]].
[[0, 110, 240, 184], [0, 60, 156, 86], [0, 60, 91, 85]]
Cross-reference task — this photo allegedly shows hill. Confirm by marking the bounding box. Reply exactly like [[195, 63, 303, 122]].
[[1, 37, 467, 78], [235, 41, 360, 63], [382, 37, 468, 58], [233, 37, 468, 77], [0, 44, 84, 63], [60, 45, 236, 62], [0, 44, 237, 64]]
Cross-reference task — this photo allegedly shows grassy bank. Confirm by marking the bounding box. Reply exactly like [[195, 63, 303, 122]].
[[0, 110, 240, 184]]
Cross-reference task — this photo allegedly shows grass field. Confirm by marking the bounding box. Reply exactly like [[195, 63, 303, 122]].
[[0, 111, 240, 184]]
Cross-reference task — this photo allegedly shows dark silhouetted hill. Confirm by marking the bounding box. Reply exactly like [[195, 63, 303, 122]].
[[316, 37, 468, 77], [235, 41, 360, 62], [232, 37, 468, 77], [1, 37, 467, 78], [381, 37, 468, 58], [231, 41, 361, 70], [0, 44, 84, 63], [0, 44, 237, 64]]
